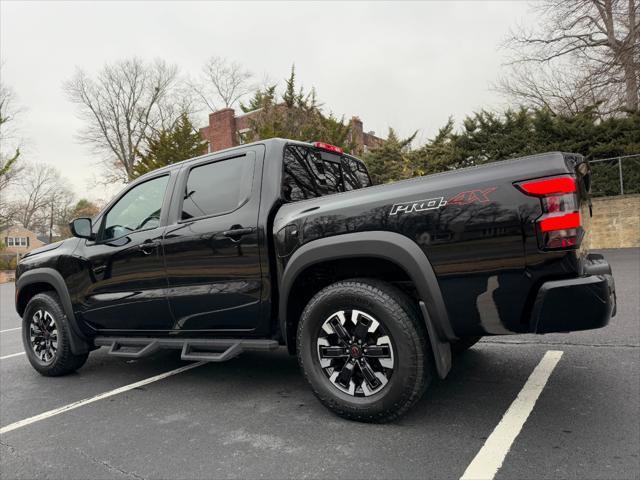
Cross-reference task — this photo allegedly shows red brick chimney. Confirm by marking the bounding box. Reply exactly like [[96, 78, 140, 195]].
[[200, 108, 238, 153], [199, 108, 382, 155], [350, 116, 364, 155]]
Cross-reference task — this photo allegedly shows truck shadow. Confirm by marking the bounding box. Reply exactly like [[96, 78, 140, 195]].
[[104, 343, 535, 428]]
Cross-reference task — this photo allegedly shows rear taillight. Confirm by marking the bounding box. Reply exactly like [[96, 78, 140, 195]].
[[516, 175, 582, 250], [518, 177, 576, 196]]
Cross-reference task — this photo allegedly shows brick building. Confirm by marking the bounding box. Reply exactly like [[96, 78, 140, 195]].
[[1, 225, 45, 255], [0, 226, 46, 283], [199, 108, 383, 155]]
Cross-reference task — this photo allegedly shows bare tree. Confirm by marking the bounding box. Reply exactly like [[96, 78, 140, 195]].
[[154, 82, 198, 134], [0, 74, 23, 190], [0, 74, 25, 228], [46, 187, 76, 241], [65, 58, 182, 182], [498, 63, 610, 115], [499, 0, 639, 115], [191, 56, 253, 111], [6, 162, 72, 234]]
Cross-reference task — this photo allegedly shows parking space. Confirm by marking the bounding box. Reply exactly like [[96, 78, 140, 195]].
[[0, 351, 202, 428], [0, 329, 23, 362], [0, 284, 18, 332], [1, 249, 638, 479], [495, 345, 639, 480]]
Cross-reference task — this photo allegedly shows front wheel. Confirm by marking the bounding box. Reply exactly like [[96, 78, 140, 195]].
[[22, 292, 89, 376], [297, 279, 431, 423]]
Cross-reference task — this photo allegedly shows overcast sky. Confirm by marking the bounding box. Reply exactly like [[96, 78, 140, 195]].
[[1, 0, 534, 201]]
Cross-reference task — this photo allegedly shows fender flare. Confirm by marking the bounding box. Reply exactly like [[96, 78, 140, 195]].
[[16, 268, 91, 355], [279, 231, 455, 377]]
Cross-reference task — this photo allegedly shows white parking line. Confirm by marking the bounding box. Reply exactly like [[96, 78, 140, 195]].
[[0, 327, 21, 333], [0, 361, 206, 435], [0, 352, 25, 360], [460, 350, 563, 480]]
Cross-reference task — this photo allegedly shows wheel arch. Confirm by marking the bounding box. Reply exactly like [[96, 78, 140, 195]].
[[16, 268, 91, 354], [279, 232, 455, 356]]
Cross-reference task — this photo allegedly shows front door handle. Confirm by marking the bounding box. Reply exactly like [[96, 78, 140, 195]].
[[223, 227, 255, 242], [138, 240, 159, 255]]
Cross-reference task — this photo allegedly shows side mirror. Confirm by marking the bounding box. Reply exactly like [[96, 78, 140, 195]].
[[70, 218, 94, 240]]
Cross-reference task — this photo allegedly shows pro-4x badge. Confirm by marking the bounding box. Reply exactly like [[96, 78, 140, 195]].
[[390, 197, 447, 216], [448, 187, 497, 205]]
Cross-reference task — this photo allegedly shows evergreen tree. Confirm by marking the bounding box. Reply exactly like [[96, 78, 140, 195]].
[[407, 118, 459, 176], [365, 107, 639, 195], [0, 152, 19, 178], [71, 199, 100, 219], [132, 114, 207, 179], [282, 66, 298, 108], [57, 199, 101, 239], [363, 128, 416, 184], [239, 85, 277, 113], [244, 65, 354, 152]]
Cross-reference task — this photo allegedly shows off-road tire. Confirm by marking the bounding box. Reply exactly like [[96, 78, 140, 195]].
[[22, 292, 89, 376], [451, 335, 482, 354], [297, 278, 432, 423]]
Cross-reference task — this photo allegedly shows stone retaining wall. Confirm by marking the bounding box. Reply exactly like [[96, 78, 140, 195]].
[[587, 194, 640, 249]]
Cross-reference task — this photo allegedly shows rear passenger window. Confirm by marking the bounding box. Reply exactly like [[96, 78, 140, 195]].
[[343, 157, 372, 191], [354, 160, 372, 188], [181, 155, 255, 220], [282, 145, 342, 201], [282, 145, 372, 202]]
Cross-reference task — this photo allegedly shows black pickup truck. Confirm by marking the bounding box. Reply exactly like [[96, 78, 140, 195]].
[[15, 138, 616, 422]]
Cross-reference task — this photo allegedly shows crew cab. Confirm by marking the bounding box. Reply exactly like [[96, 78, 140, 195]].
[[15, 138, 616, 422]]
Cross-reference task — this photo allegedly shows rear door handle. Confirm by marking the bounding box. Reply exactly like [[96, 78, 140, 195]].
[[138, 240, 159, 255], [223, 227, 255, 241], [92, 265, 106, 275]]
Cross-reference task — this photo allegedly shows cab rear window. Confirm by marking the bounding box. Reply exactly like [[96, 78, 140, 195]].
[[282, 145, 372, 202]]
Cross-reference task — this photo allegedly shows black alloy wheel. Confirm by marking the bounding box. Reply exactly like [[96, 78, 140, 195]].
[[22, 292, 89, 376], [317, 309, 395, 397], [28, 308, 58, 365]]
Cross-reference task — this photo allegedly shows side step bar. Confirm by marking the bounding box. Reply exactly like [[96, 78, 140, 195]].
[[94, 337, 279, 362]]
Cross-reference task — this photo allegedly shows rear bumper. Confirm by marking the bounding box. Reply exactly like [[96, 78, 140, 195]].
[[531, 255, 616, 334]]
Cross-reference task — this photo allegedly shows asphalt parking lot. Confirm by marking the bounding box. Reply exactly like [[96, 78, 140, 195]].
[[1, 248, 638, 480]]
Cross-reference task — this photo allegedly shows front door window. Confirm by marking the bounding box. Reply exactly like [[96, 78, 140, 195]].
[[101, 175, 169, 241]]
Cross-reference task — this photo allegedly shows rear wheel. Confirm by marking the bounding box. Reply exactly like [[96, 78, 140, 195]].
[[451, 335, 482, 354], [297, 279, 431, 423], [22, 292, 89, 376]]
